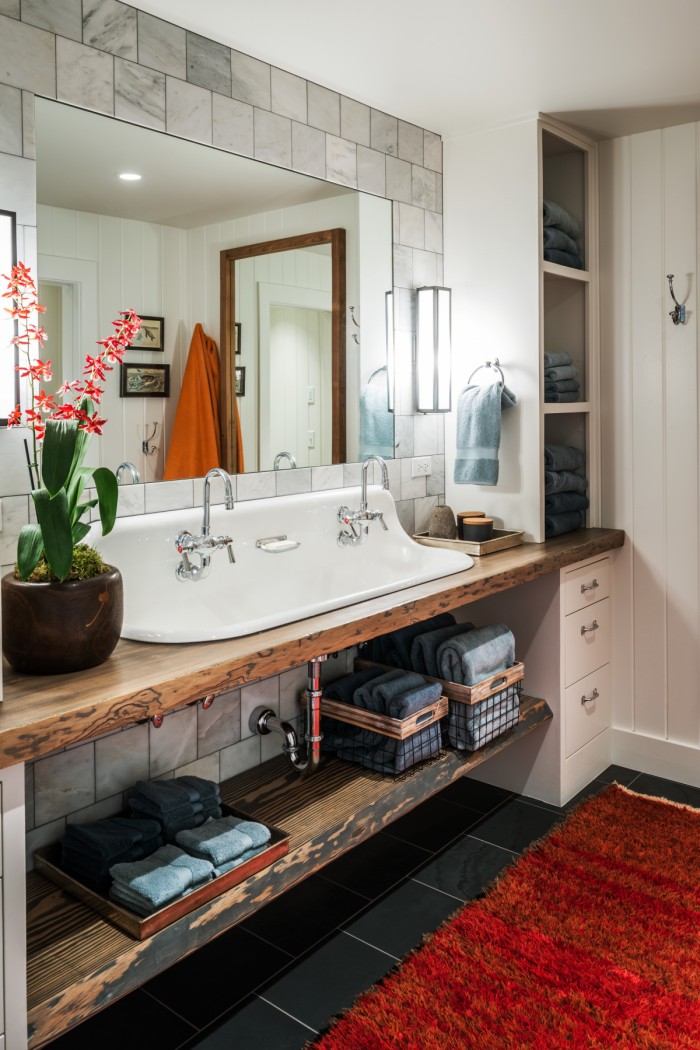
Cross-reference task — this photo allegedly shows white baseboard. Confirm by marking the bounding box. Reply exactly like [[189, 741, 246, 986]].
[[611, 729, 700, 789]]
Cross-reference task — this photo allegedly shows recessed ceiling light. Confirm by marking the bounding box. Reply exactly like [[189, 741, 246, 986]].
[[118, 172, 142, 182]]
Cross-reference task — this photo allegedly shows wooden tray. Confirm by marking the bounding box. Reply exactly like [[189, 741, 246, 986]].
[[304, 691, 447, 740], [355, 657, 525, 706], [414, 528, 524, 556], [34, 806, 289, 940]]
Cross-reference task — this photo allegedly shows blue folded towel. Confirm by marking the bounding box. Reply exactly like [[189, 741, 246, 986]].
[[544, 469, 588, 495], [410, 622, 474, 678], [543, 200, 582, 240], [454, 381, 517, 486], [176, 818, 254, 866], [363, 614, 457, 669], [359, 369, 394, 461], [545, 492, 589, 514], [544, 247, 583, 270], [225, 817, 271, 849], [543, 351, 572, 369], [214, 844, 268, 876], [545, 510, 585, 538], [437, 624, 515, 686], [544, 365, 579, 382], [542, 226, 580, 256], [386, 680, 443, 719], [544, 378, 580, 393], [325, 668, 385, 705], [545, 392, 580, 403], [354, 669, 407, 712], [109, 847, 196, 911], [371, 671, 426, 713], [544, 444, 586, 472]]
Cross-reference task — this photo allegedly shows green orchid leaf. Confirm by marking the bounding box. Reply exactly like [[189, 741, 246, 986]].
[[75, 499, 98, 516], [33, 488, 74, 581], [16, 523, 44, 580], [72, 521, 91, 544], [41, 419, 80, 497], [92, 467, 118, 536]]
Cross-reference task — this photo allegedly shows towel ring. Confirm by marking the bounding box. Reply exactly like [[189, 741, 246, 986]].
[[367, 365, 387, 383], [468, 359, 505, 387]]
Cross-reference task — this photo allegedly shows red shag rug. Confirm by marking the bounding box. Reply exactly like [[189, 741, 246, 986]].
[[310, 784, 700, 1049]]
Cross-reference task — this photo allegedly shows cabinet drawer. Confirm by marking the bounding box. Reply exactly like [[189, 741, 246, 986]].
[[565, 664, 610, 757], [564, 598, 610, 686], [563, 558, 610, 616]]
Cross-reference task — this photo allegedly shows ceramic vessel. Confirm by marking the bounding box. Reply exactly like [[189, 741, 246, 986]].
[[1, 567, 123, 675]]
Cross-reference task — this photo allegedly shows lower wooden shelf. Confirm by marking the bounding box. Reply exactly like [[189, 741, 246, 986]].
[[26, 694, 552, 1048]]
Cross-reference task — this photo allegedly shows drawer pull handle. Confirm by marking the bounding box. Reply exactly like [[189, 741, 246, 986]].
[[580, 620, 599, 636], [581, 688, 600, 706], [580, 578, 599, 594]]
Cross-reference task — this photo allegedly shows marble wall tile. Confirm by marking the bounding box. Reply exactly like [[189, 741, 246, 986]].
[[241, 677, 279, 740], [326, 134, 356, 187], [166, 76, 212, 144], [278, 665, 306, 721], [116, 483, 146, 516], [370, 109, 398, 156], [393, 244, 413, 289], [175, 753, 220, 781], [57, 37, 114, 115], [186, 31, 231, 96], [340, 96, 370, 147], [308, 82, 340, 135], [0, 14, 56, 97], [144, 478, 194, 513], [398, 120, 423, 165], [425, 209, 443, 253], [95, 722, 149, 800], [436, 172, 443, 213], [22, 0, 81, 40], [413, 247, 438, 288], [219, 735, 260, 780], [66, 792, 123, 824], [34, 744, 95, 825], [414, 494, 438, 534], [342, 462, 362, 488], [386, 155, 412, 205], [231, 49, 270, 109], [197, 690, 241, 757], [0, 85, 21, 155], [83, 0, 137, 60], [271, 67, 306, 123], [149, 706, 197, 777], [254, 108, 291, 167], [311, 464, 344, 490], [115, 58, 165, 130], [412, 165, 438, 211], [395, 498, 416, 536], [213, 93, 254, 156], [0, 0, 19, 17], [427, 454, 446, 496], [291, 121, 325, 179], [136, 11, 186, 79], [424, 130, 442, 173], [386, 456, 402, 501], [397, 202, 425, 249], [26, 818, 65, 870], [437, 417, 445, 454], [236, 470, 276, 501], [22, 89, 35, 158], [413, 412, 439, 456], [400, 457, 427, 500], [275, 466, 312, 496], [356, 145, 385, 197]]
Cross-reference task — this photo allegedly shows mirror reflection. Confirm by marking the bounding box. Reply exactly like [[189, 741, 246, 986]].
[[4, 98, 394, 493]]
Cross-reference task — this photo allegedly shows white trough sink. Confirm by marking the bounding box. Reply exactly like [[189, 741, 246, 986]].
[[91, 487, 473, 643]]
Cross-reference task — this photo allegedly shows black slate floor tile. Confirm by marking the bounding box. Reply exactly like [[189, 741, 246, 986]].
[[45, 989, 196, 1050], [240, 872, 369, 956], [413, 833, 517, 901], [344, 878, 460, 959], [262, 931, 395, 1032], [382, 795, 482, 852], [594, 764, 642, 786], [627, 772, 700, 809], [178, 995, 314, 1050], [469, 797, 564, 854], [143, 926, 293, 1029], [320, 830, 432, 899], [439, 775, 514, 813]]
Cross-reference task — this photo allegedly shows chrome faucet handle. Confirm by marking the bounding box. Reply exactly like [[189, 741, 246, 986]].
[[210, 533, 235, 563]]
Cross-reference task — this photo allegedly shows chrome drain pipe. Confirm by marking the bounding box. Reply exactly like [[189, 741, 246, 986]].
[[249, 654, 327, 774]]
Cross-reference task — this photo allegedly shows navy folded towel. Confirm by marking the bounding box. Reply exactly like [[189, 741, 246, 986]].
[[454, 381, 517, 486], [325, 667, 386, 706], [354, 669, 408, 712], [542, 226, 580, 256], [177, 776, 221, 804], [437, 624, 515, 686], [544, 469, 588, 495], [371, 671, 426, 713], [386, 680, 443, 719], [410, 622, 475, 678], [543, 351, 572, 369], [544, 247, 583, 270], [544, 378, 580, 393], [545, 492, 590, 514], [545, 391, 580, 403], [61, 817, 160, 861], [543, 199, 582, 240], [545, 510, 585, 538], [544, 444, 586, 472], [364, 614, 457, 669], [544, 365, 579, 382]]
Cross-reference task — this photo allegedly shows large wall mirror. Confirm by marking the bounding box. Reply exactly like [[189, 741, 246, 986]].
[[0, 97, 394, 496]]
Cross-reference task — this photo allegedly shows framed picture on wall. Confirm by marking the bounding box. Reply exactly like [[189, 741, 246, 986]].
[[235, 367, 246, 396], [128, 315, 164, 350], [120, 362, 170, 398]]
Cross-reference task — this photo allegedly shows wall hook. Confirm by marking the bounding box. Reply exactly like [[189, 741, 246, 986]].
[[142, 421, 159, 455], [666, 274, 687, 325]]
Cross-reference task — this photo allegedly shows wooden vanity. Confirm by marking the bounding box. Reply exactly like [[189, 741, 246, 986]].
[[3, 528, 623, 1047]]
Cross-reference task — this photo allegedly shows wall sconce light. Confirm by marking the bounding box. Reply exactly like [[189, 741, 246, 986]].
[[385, 290, 395, 412], [416, 285, 451, 412], [0, 209, 18, 425]]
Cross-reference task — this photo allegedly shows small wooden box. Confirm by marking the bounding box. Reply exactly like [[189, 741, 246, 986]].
[[414, 528, 524, 556]]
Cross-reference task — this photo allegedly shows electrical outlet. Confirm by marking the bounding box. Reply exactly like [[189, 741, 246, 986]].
[[307, 385, 315, 404], [307, 430, 316, 449], [411, 457, 431, 478]]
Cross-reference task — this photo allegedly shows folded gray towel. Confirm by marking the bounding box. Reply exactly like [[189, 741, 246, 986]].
[[176, 776, 221, 804], [129, 779, 194, 813], [354, 669, 407, 712], [544, 469, 588, 495], [544, 378, 580, 392], [386, 681, 443, 719], [410, 622, 474, 678], [371, 671, 426, 713], [542, 226, 580, 256], [214, 844, 268, 876], [545, 392, 580, 403], [544, 247, 583, 269], [544, 444, 586, 472], [543, 351, 572, 369], [156, 843, 215, 884], [545, 510, 585, 538], [175, 818, 254, 866], [545, 492, 590, 514], [437, 625, 515, 686], [325, 667, 386, 706], [363, 614, 456, 666], [544, 365, 579, 381], [543, 199, 582, 240], [454, 381, 517, 486]]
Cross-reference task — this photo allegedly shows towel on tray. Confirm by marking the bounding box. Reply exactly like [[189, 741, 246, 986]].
[[176, 815, 270, 867], [542, 226, 581, 256], [545, 492, 589, 514], [543, 199, 582, 240], [359, 369, 394, 461], [544, 444, 586, 473], [410, 622, 475, 678], [61, 817, 160, 861], [454, 381, 517, 486], [544, 469, 588, 495], [109, 844, 216, 915], [545, 510, 585, 538], [437, 624, 515, 686], [543, 351, 573, 369]]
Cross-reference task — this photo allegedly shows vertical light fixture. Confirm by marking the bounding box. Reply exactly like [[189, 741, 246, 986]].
[[385, 289, 395, 412], [0, 210, 18, 425], [416, 285, 451, 412]]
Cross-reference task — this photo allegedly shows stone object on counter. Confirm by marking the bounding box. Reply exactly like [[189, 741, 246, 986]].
[[428, 506, 457, 539]]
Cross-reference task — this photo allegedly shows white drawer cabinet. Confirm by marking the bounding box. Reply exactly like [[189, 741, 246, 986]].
[[565, 663, 611, 757], [563, 558, 610, 615], [564, 598, 610, 686]]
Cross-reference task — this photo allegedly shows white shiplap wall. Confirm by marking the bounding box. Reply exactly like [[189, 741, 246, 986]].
[[600, 122, 700, 779]]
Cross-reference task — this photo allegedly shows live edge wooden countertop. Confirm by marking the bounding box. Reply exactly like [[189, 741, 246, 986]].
[[1, 527, 623, 769]]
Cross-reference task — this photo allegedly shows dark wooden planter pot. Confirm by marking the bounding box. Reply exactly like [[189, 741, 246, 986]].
[[1, 567, 123, 675]]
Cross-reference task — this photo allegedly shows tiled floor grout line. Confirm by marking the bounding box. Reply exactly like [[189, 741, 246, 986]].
[[408, 876, 467, 903], [255, 994, 320, 1035], [340, 928, 402, 961], [139, 987, 200, 1034]]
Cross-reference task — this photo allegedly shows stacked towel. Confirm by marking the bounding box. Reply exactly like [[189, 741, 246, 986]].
[[109, 844, 215, 916], [359, 368, 394, 461], [129, 777, 222, 842], [410, 622, 475, 678], [437, 624, 515, 686], [176, 815, 271, 876], [454, 381, 517, 486], [544, 351, 581, 403], [543, 444, 588, 537], [321, 666, 386, 751], [362, 613, 457, 667], [543, 200, 584, 269], [60, 817, 162, 891]]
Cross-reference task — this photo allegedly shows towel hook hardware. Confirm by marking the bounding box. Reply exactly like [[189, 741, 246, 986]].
[[666, 274, 687, 325], [349, 305, 360, 344], [142, 421, 159, 455], [468, 358, 505, 387]]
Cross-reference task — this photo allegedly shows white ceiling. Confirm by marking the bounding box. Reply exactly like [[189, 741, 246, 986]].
[[124, 0, 700, 141]]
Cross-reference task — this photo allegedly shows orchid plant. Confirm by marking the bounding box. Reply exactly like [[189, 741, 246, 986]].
[[3, 262, 141, 582]]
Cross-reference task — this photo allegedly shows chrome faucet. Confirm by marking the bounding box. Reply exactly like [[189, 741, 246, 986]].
[[273, 451, 297, 469], [175, 468, 236, 581], [116, 461, 140, 484], [337, 455, 390, 546]]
